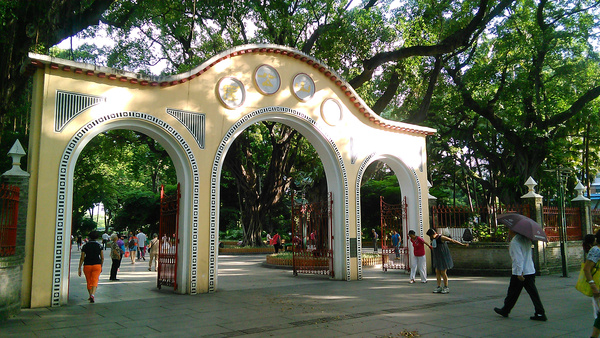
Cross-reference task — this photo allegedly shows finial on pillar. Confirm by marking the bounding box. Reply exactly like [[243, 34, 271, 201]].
[[2, 139, 29, 177], [521, 176, 542, 198], [427, 180, 437, 200], [572, 180, 590, 201]]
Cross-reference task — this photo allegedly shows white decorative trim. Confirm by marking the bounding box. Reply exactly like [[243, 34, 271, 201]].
[[410, 168, 424, 237], [54, 90, 105, 132], [52, 112, 200, 306], [210, 106, 351, 287], [355, 153, 375, 280], [166, 108, 206, 149]]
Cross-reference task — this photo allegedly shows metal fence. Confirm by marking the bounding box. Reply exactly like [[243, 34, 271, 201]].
[[542, 206, 582, 241], [429, 204, 584, 242], [0, 184, 20, 256], [430, 204, 530, 242], [593, 208, 600, 234]]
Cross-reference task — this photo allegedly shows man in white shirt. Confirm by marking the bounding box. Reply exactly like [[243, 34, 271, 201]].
[[494, 229, 547, 321], [102, 232, 110, 250], [136, 230, 147, 261]]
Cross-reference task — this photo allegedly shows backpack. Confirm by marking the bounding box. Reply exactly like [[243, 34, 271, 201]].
[[129, 238, 136, 249]]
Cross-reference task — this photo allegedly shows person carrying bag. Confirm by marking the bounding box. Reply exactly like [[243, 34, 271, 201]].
[[580, 231, 600, 337]]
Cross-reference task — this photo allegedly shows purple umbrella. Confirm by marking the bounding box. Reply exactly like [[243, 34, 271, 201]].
[[497, 213, 548, 242]]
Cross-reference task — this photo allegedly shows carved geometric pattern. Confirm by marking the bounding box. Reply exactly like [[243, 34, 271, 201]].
[[210, 106, 351, 287], [410, 168, 424, 237], [355, 153, 374, 280], [167, 108, 206, 149], [54, 90, 106, 132], [52, 112, 200, 306]]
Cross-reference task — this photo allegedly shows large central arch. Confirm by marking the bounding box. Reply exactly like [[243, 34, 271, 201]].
[[210, 106, 350, 289], [23, 44, 436, 307]]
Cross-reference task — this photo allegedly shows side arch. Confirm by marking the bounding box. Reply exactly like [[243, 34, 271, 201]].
[[209, 106, 350, 290], [355, 153, 425, 279], [52, 112, 200, 306]]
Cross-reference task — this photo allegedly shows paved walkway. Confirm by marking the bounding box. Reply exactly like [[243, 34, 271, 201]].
[[1, 249, 593, 337]]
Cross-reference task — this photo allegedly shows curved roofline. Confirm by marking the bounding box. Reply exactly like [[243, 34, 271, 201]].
[[28, 44, 436, 136]]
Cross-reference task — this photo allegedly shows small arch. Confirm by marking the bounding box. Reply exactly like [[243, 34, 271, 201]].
[[52, 112, 200, 306], [209, 106, 350, 289], [356, 153, 424, 280]]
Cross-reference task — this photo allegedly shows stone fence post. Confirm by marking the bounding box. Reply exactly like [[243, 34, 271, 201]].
[[520, 177, 548, 275], [572, 181, 592, 237], [0, 140, 30, 321]]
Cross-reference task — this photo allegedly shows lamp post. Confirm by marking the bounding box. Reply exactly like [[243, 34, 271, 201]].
[[546, 168, 571, 277]]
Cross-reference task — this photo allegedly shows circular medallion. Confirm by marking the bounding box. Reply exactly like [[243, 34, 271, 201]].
[[321, 99, 343, 126], [217, 77, 245, 109], [292, 73, 315, 101], [254, 65, 280, 95]]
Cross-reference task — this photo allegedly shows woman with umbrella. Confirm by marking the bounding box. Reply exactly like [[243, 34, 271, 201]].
[[494, 213, 547, 321]]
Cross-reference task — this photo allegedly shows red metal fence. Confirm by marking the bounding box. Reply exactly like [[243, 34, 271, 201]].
[[592, 208, 600, 234], [542, 206, 582, 242], [158, 184, 180, 290], [430, 204, 530, 242], [380, 196, 409, 271], [0, 184, 20, 257], [291, 192, 333, 277], [429, 203, 583, 242]]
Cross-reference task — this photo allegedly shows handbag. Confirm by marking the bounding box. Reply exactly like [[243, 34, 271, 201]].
[[576, 262, 600, 297]]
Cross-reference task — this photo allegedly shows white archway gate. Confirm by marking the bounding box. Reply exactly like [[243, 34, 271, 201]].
[[23, 44, 435, 308]]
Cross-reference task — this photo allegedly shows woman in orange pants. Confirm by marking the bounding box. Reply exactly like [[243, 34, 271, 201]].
[[78, 231, 104, 303]]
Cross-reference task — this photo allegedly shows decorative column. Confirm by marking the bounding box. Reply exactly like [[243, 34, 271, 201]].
[[0, 140, 30, 320], [572, 180, 592, 236], [520, 177, 547, 275]]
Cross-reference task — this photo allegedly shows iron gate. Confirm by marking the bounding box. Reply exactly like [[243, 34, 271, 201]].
[[0, 184, 19, 257], [158, 183, 180, 290], [291, 191, 333, 277], [380, 196, 409, 272]]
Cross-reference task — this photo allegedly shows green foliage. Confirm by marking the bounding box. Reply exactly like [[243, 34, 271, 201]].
[[73, 218, 97, 237], [74, 129, 176, 235], [111, 189, 160, 233], [360, 162, 401, 230], [219, 229, 245, 241]]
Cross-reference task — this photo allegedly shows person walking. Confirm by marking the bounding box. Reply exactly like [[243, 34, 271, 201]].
[[494, 229, 547, 321], [78, 231, 103, 303], [128, 231, 137, 264], [372, 229, 379, 253], [148, 233, 159, 271], [391, 231, 401, 259], [272, 231, 281, 253], [582, 231, 600, 337], [109, 233, 122, 281], [409, 230, 432, 284], [102, 232, 110, 250], [76, 235, 83, 251], [426, 228, 468, 294], [137, 230, 147, 261]]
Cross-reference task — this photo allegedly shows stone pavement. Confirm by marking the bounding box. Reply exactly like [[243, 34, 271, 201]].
[[1, 249, 593, 337]]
